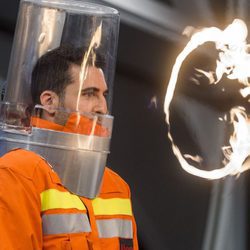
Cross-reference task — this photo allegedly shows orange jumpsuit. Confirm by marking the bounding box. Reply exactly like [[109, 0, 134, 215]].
[[0, 149, 138, 249]]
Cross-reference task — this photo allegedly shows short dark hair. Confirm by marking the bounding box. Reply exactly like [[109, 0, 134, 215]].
[[31, 45, 105, 105]]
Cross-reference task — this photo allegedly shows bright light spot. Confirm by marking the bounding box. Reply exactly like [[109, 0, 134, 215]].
[[149, 95, 158, 109]]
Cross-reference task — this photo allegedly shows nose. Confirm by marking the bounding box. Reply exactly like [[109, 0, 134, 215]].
[[93, 96, 108, 114]]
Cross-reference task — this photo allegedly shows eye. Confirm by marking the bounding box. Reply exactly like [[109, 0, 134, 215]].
[[103, 90, 109, 98], [84, 92, 95, 97], [81, 88, 98, 98]]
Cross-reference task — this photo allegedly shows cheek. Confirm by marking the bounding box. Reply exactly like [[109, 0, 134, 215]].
[[77, 98, 94, 113], [62, 94, 79, 111]]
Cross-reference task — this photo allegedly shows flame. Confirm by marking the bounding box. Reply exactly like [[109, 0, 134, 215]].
[[164, 19, 250, 179]]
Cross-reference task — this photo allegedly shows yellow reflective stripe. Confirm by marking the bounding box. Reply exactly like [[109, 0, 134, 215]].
[[40, 189, 86, 212], [92, 198, 132, 216]]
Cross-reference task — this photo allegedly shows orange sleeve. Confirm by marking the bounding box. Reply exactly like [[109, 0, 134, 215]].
[[0, 167, 43, 249]]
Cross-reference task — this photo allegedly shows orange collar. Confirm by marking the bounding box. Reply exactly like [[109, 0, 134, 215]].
[[31, 114, 109, 137], [31, 117, 64, 131]]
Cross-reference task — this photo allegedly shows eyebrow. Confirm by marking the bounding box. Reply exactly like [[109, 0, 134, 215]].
[[81, 87, 109, 95], [81, 87, 99, 93]]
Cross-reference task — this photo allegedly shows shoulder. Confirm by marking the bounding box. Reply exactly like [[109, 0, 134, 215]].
[[0, 148, 62, 193], [0, 148, 53, 181], [0, 150, 44, 224], [99, 167, 131, 198]]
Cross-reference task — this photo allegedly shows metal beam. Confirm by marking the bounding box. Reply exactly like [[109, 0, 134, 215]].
[[90, 0, 186, 41], [173, 0, 216, 24]]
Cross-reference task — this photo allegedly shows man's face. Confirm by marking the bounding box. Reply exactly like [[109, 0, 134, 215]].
[[61, 64, 108, 114], [39, 64, 109, 125]]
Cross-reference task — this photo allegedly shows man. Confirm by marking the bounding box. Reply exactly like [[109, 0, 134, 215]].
[[0, 1, 138, 249], [0, 45, 138, 250]]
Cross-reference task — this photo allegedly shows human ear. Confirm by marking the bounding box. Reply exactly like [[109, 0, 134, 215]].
[[40, 90, 60, 114]]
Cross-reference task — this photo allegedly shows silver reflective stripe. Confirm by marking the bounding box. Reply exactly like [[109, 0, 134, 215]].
[[42, 213, 91, 235], [96, 219, 133, 238]]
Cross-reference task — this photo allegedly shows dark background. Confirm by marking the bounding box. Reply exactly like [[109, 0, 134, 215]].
[[0, 1, 250, 249]]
